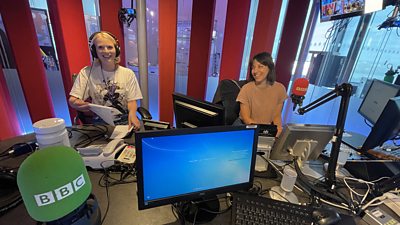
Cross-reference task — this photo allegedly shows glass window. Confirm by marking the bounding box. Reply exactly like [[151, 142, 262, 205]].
[[175, 0, 193, 96], [351, 8, 400, 84], [286, 3, 400, 139], [205, 0, 228, 101], [238, 0, 259, 82], [123, 0, 159, 119]]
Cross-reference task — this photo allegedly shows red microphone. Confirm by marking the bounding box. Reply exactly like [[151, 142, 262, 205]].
[[290, 78, 309, 111]]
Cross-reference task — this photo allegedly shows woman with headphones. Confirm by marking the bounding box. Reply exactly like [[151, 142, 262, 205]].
[[69, 31, 142, 130]]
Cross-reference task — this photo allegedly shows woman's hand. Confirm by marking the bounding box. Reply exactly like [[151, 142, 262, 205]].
[[69, 97, 90, 112], [128, 111, 141, 130]]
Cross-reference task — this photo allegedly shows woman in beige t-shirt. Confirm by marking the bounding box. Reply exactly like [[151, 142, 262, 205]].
[[236, 52, 288, 137]]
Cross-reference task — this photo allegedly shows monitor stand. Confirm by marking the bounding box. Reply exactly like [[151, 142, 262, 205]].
[[178, 196, 220, 224]]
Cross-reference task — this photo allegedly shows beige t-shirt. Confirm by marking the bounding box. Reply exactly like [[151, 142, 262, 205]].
[[236, 81, 288, 124]]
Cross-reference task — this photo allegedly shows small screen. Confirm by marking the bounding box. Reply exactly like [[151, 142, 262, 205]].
[[358, 79, 400, 124], [136, 126, 258, 209], [173, 92, 225, 128], [321, 0, 365, 22], [361, 96, 400, 151], [320, 0, 383, 22]]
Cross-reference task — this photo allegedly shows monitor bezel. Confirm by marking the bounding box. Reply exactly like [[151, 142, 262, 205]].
[[142, 119, 171, 130], [135, 125, 259, 210], [358, 79, 400, 124], [269, 123, 335, 161], [361, 96, 400, 152], [172, 92, 225, 128], [320, 0, 365, 22]]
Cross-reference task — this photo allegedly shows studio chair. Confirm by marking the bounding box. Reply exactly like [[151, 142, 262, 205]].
[[212, 79, 248, 125]]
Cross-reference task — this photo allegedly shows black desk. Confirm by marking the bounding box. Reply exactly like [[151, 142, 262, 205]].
[[0, 126, 374, 225], [0, 127, 300, 225]]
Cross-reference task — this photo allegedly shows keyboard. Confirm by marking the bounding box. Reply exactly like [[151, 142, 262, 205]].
[[231, 192, 314, 225]]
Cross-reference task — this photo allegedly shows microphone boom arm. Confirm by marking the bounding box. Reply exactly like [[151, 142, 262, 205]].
[[297, 83, 353, 190]]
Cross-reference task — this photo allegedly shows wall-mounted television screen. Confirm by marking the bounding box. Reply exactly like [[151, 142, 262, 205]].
[[320, 0, 384, 22]]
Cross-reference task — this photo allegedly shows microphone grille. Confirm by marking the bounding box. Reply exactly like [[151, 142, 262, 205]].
[[17, 146, 92, 222], [292, 78, 309, 96]]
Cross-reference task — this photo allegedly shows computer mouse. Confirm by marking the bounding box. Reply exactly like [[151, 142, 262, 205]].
[[312, 207, 342, 225]]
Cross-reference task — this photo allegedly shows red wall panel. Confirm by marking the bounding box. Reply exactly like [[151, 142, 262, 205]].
[[158, 0, 178, 123]]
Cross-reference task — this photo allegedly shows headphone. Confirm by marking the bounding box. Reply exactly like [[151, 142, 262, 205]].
[[88, 31, 120, 59], [0, 169, 22, 216]]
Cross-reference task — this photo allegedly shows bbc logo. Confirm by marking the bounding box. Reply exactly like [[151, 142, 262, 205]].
[[34, 174, 86, 207]]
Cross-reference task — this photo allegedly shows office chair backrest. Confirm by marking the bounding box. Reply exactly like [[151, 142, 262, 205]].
[[212, 79, 248, 125]]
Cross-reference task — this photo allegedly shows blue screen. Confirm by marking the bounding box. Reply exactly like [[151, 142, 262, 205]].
[[141, 129, 255, 203]]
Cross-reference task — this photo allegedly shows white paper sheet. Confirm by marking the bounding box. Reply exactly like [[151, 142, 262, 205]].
[[88, 103, 122, 126]]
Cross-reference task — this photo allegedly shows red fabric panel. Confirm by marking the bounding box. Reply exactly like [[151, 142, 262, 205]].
[[186, 0, 216, 100], [99, 0, 126, 67], [0, 64, 21, 140], [250, 0, 282, 61], [219, 0, 251, 81], [47, 0, 91, 121], [0, 0, 55, 123], [274, 0, 310, 89], [158, 0, 177, 123]]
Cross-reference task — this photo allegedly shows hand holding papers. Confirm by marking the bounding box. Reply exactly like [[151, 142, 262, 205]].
[[88, 103, 122, 126], [110, 125, 134, 139]]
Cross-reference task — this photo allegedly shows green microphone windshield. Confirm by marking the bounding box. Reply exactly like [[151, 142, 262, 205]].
[[17, 146, 92, 222]]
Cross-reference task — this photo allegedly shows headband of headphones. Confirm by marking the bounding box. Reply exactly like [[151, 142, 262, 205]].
[[88, 31, 121, 58]]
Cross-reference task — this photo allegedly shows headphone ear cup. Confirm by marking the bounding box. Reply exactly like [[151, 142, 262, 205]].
[[88, 32, 100, 59], [115, 44, 120, 58], [90, 44, 98, 58]]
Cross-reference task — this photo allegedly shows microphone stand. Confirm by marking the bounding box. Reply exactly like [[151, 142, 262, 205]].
[[297, 83, 353, 190]]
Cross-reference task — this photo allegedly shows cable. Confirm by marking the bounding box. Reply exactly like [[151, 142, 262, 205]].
[[343, 177, 371, 205], [71, 125, 109, 148], [293, 158, 347, 203], [261, 156, 304, 193], [360, 194, 388, 211], [267, 188, 293, 203], [318, 197, 352, 211], [100, 163, 110, 225]]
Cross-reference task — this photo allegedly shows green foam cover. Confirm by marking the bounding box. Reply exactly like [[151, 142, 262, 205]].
[[17, 146, 92, 222]]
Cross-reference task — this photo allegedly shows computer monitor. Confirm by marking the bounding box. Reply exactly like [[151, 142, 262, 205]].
[[358, 79, 400, 124], [135, 125, 258, 211], [361, 96, 400, 151], [320, 0, 384, 22], [269, 124, 335, 177], [173, 92, 225, 128], [142, 119, 171, 131]]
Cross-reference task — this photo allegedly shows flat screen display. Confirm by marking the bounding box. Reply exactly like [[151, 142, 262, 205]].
[[320, 0, 383, 22], [173, 92, 225, 128], [135, 125, 258, 210], [358, 79, 400, 125]]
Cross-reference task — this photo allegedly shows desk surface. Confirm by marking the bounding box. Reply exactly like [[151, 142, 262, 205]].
[[0, 126, 387, 225], [0, 128, 289, 225], [1, 171, 284, 224]]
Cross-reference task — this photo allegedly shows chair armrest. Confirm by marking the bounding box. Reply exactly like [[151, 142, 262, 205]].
[[137, 107, 152, 120]]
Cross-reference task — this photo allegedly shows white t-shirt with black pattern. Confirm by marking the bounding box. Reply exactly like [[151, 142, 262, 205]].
[[70, 64, 143, 112]]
